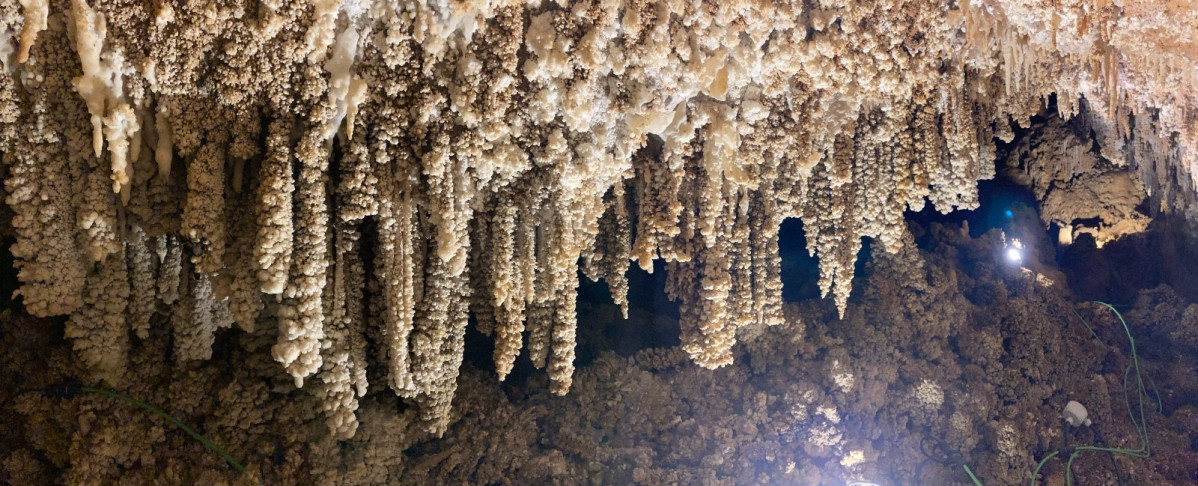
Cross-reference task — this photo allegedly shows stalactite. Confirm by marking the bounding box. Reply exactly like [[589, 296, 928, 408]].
[[468, 205, 496, 338], [376, 161, 420, 396], [749, 193, 785, 328], [342, 230, 369, 400], [228, 190, 263, 333], [181, 142, 227, 274], [335, 125, 378, 224], [16, 0, 48, 64], [156, 234, 182, 306], [173, 271, 225, 363], [4, 120, 88, 317], [64, 246, 130, 385], [317, 228, 369, 440], [255, 117, 295, 295], [546, 194, 583, 395], [584, 183, 633, 319], [489, 191, 525, 381], [272, 124, 331, 388], [127, 226, 157, 339], [2, 0, 1196, 443], [410, 235, 471, 435]]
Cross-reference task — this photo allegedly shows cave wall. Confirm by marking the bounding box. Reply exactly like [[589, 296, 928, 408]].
[[0, 1, 1196, 479]]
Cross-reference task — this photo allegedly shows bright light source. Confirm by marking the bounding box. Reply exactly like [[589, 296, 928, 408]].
[[1005, 247, 1022, 264]]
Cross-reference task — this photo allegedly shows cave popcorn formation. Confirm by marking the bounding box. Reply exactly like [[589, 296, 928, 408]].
[[1, 0, 1195, 438]]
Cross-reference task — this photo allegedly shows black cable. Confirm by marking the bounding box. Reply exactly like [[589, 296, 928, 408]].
[[1063, 422, 1071, 455], [1144, 372, 1163, 414], [1092, 426, 1127, 486], [921, 436, 961, 464], [919, 436, 973, 484], [1058, 420, 1127, 486]]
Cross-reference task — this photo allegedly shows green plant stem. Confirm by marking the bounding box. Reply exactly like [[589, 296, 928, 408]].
[[81, 386, 245, 473]]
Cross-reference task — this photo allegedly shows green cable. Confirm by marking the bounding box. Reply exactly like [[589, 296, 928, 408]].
[[967, 302, 1151, 486], [962, 464, 984, 486], [1070, 309, 1101, 341], [81, 386, 245, 473], [1029, 450, 1059, 486], [1032, 302, 1151, 486]]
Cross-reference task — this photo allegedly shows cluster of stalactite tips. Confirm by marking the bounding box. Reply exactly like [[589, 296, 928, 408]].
[[0, 0, 1194, 438]]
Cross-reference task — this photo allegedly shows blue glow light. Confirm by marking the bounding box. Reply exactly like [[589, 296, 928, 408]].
[[1004, 209, 1014, 218]]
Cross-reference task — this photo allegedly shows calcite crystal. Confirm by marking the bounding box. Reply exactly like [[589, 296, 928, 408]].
[[0, 0, 1194, 436]]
